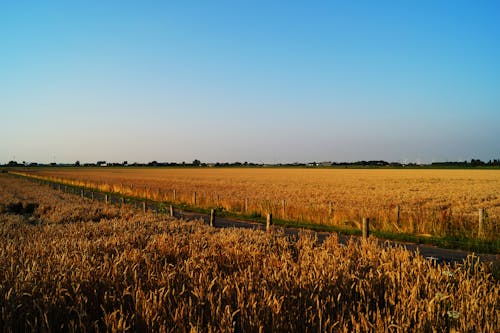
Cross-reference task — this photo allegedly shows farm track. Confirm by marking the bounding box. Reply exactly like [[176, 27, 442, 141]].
[[182, 211, 497, 264], [20, 167, 500, 242], [17, 173, 496, 264]]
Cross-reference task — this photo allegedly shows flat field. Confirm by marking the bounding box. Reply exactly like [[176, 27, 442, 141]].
[[24, 168, 500, 239], [0, 174, 498, 332]]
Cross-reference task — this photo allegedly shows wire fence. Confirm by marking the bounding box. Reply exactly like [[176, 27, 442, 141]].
[[8, 171, 500, 254]]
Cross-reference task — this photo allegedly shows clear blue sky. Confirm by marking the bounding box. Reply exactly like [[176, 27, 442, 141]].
[[1, 1, 499, 164]]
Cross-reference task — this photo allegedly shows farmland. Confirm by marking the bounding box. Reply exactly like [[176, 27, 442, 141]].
[[0, 173, 499, 332], [19, 168, 500, 243]]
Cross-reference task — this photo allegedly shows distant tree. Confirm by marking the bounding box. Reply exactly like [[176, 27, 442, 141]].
[[74, 160, 80, 167], [470, 159, 485, 167], [192, 159, 201, 166]]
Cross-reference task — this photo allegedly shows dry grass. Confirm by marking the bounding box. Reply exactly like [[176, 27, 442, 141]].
[[0, 174, 498, 332], [18, 168, 500, 239]]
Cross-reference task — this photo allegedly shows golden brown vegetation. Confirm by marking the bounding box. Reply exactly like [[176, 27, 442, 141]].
[[20, 168, 500, 239], [0, 174, 498, 332]]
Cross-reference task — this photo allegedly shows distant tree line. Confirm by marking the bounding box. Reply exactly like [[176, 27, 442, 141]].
[[430, 159, 500, 167], [2, 159, 500, 168]]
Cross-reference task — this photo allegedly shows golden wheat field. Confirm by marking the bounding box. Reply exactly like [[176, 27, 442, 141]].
[[21, 168, 500, 239], [0, 174, 498, 332]]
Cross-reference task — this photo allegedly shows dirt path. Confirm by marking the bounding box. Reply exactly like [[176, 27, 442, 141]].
[[8, 173, 497, 264], [180, 211, 497, 264]]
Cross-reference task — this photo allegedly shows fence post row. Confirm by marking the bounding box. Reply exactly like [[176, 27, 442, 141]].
[[16, 176, 495, 243]]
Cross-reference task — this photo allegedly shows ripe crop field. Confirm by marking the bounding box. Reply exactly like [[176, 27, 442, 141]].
[[0, 174, 498, 332], [22, 168, 500, 242]]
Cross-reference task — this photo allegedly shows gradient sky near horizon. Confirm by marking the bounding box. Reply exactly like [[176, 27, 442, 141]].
[[1, 1, 499, 164]]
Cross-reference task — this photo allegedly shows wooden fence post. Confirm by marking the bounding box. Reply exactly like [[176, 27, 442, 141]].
[[142, 201, 146, 213], [266, 213, 273, 232], [395, 205, 401, 225], [210, 209, 215, 227], [217, 194, 220, 207], [121, 197, 125, 207], [80, 190, 84, 198], [245, 198, 248, 213], [105, 194, 108, 204], [91, 192, 94, 201], [173, 189, 176, 202], [362, 217, 370, 239], [169, 205, 174, 217], [193, 191, 197, 205], [282, 199, 286, 218], [478, 208, 485, 239]]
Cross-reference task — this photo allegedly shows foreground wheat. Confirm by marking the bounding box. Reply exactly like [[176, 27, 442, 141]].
[[0, 175, 498, 332]]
